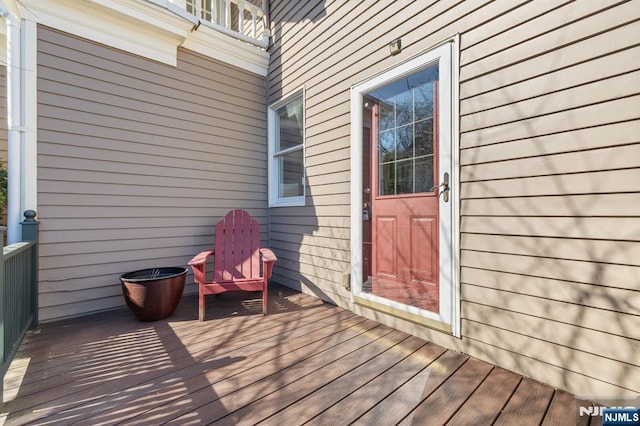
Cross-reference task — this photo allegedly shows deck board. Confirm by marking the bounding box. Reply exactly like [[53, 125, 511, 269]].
[[543, 389, 591, 426], [447, 366, 521, 425], [0, 284, 596, 425], [354, 350, 469, 425], [210, 329, 409, 425], [403, 357, 494, 425], [135, 321, 389, 425], [266, 335, 427, 424], [4, 299, 342, 423], [495, 377, 556, 425], [36, 311, 366, 425]]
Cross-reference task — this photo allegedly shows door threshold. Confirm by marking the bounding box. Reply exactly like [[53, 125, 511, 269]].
[[354, 295, 451, 333]]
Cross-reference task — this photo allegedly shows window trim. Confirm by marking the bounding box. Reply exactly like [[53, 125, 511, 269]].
[[268, 87, 306, 207]]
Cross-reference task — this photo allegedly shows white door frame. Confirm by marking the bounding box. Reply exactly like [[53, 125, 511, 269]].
[[349, 38, 460, 336]]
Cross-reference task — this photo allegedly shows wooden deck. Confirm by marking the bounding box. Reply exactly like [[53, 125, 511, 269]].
[[1, 285, 600, 425]]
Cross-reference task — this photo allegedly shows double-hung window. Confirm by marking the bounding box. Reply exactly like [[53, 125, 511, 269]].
[[268, 88, 305, 206]]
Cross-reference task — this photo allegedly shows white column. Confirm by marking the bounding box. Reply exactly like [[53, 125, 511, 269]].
[[1, 3, 22, 243], [0, 1, 37, 244]]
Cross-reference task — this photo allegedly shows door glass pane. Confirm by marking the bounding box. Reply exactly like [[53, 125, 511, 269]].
[[379, 162, 395, 195], [415, 155, 434, 193], [379, 129, 395, 163], [379, 101, 395, 132], [415, 118, 434, 156], [368, 63, 438, 196], [415, 81, 435, 118], [396, 124, 413, 160], [395, 90, 413, 127], [396, 159, 413, 194]]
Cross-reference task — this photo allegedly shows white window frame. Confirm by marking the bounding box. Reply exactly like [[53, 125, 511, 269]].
[[349, 38, 461, 337], [268, 87, 306, 207]]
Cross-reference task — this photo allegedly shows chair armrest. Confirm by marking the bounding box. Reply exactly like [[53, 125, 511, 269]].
[[188, 250, 214, 285], [260, 248, 277, 279], [260, 248, 277, 263], [188, 250, 215, 266]]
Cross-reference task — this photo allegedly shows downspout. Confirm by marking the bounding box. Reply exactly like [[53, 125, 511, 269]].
[[0, 2, 21, 243]]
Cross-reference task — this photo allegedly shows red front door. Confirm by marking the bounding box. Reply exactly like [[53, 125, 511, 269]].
[[368, 68, 440, 313]]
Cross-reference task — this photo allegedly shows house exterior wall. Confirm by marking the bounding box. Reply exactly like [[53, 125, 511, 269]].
[[37, 26, 268, 321], [267, 0, 640, 400], [0, 65, 6, 169], [0, 65, 6, 231], [0, 63, 6, 209]]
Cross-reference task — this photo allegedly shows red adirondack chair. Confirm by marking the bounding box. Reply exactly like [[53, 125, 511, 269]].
[[188, 210, 277, 321]]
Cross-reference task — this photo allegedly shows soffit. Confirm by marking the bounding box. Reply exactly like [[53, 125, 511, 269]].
[[18, 0, 268, 74]]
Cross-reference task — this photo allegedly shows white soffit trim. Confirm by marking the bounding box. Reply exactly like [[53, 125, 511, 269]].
[[0, 0, 11, 64], [0, 0, 19, 19], [19, 0, 196, 66], [181, 24, 269, 76]]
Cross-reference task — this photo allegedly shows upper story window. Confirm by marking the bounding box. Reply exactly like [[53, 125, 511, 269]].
[[268, 88, 305, 207]]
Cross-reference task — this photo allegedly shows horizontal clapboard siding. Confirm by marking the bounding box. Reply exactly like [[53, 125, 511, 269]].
[[37, 26, 268, 321], [456, 0, 640, 402], [0, 65, 6, 229], [267, 0, 640, 399], [0, 65, 6, 167]]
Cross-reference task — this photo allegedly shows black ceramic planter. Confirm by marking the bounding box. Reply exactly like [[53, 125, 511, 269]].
[[120, 267, 187, 321]]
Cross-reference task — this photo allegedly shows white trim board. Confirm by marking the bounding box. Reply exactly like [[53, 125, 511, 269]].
[[18, 0, 268, 75], [20, 0, 195, 66], [182, 23, 269, 77]]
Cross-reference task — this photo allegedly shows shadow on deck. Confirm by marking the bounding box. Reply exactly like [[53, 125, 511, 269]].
[[1, 284, 600, 425]]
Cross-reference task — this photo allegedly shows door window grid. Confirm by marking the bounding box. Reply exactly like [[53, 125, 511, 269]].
[[372, 66, 438, 196]]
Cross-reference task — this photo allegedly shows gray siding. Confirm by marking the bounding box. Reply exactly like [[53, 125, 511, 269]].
[[0, 64, 7, 227], [37, 26, 267, 321], [267, 0, 640, 399], [0, 65, 6, 168]]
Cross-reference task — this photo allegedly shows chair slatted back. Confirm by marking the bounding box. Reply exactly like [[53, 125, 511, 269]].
[[214, 210, 261, 281]]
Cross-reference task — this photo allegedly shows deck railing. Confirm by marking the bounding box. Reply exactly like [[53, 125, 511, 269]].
[[172, 0, 269, 47], [0, 210, 39, 404]]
